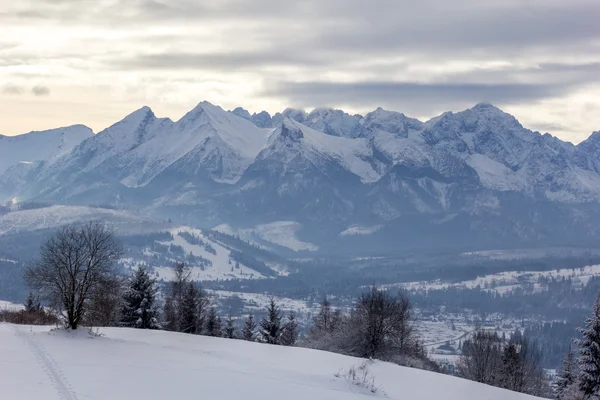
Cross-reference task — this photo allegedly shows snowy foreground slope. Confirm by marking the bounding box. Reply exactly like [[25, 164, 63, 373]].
[[0, 324, 541, 400]]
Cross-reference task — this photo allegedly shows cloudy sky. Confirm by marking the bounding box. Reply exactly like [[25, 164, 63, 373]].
[[1, 0, 599, 143]]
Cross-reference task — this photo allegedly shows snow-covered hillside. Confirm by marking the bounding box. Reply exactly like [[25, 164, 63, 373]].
[[389, 264, 600, 296], [0, 205, 157, 235], [0, 125, 92, 175], [0, 324, 542, 400], [137, 227, 270, 280], [213, 221, 319, 252]]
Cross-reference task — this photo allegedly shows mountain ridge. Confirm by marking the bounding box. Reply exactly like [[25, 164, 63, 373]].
[[2, 101, 599, 254]]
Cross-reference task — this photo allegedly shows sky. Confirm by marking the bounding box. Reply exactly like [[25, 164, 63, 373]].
[[1, 0, 599, 143]]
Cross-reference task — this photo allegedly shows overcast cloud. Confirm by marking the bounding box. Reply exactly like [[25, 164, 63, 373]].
[[0, 0, 599, 142]]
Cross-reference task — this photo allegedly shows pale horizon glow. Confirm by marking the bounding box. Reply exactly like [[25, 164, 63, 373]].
[[1, 0, 599, 144]]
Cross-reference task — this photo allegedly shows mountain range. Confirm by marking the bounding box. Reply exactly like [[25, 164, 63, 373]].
[[2, 101, 600, 255]]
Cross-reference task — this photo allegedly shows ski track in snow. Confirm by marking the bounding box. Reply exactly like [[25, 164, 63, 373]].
[[14, 326, 79, 400]]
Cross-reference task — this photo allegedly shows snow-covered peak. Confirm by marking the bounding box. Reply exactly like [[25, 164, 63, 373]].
[[304, 108, 363, 138], [69, 105, 167, 171], [96, 106, 158, 142], [0, 125, 93, 174], [278, 118, 305, 141], [578, 131, 600, 148], [272, 108, 307, 127], [263, 119, 381, 183], [121, 106, 155, 126], [282, 108, 307, 122], [231, 107, 252, 120], [426, 104, 524, 149], [251, 111, 273, 128], [361, 107, 424, 138], [174, 101, 271, 160]]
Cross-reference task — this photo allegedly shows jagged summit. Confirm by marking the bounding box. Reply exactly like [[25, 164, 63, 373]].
[[231, 106, 252, 120], [278, 119, 305, 141]]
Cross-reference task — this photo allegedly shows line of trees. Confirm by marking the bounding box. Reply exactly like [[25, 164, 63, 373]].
[[161, 262, 298, 345], [20, 223, 300, 346], [456, 329, 550, 397], [304, 287, 435, 371]]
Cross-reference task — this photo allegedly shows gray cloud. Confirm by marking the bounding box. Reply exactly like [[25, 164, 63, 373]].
[[2, 84, 24, 95], [115, 50, 336, 70], [4, 0, 598, 57], [528, 122, 570, 133], [261, 81, 574, 117], [32, 85, 50, 96], [1, 0, 599, 139]]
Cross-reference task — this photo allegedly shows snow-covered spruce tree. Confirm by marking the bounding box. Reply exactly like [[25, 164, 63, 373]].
[[577, 296, 600, 399], [499, 342, 523, 392], [179, 283, 198, 334], [280, 311, 298, 346], [259, 298, 282, 345], [120, 267, 160, 329], [556, 347, 577, 400], [224, 313, 236, 339], [243, 314, 256, 341]]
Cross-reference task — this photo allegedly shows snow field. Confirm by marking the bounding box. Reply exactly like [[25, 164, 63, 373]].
[[0, 324, 544, 400]]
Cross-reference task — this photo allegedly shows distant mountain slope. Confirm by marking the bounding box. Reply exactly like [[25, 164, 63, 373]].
[[0, 325, 543, 400], [1, 101, 600, 254], [0, 205, 284, 280], [0, 125, 92, 175]]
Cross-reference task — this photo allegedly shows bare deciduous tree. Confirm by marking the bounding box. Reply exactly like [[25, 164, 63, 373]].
[[25, 222, 123, 330], [458, 329, 549, 397], [349, 287, 416, 359], [457, 330, 503, 385]]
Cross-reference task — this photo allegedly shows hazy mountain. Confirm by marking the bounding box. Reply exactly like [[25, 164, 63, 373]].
[[1, 101, 599, 254]]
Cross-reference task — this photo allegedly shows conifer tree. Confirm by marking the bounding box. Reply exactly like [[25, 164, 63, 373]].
[[556, 347, 576, 400], [577, 296, 600, 399], [224, 313, 236, 339], [179, 283, 198, 334], [205, 307, 221, 337], [280, 311, 299, 346], [259, 298, 282, 345], [120, 267, 160, 329], [243, 314, 256, 341], [24, 291, 41, 313]]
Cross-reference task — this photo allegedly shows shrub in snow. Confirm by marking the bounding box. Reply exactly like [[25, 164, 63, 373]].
[[334, 360, 381, 394]]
